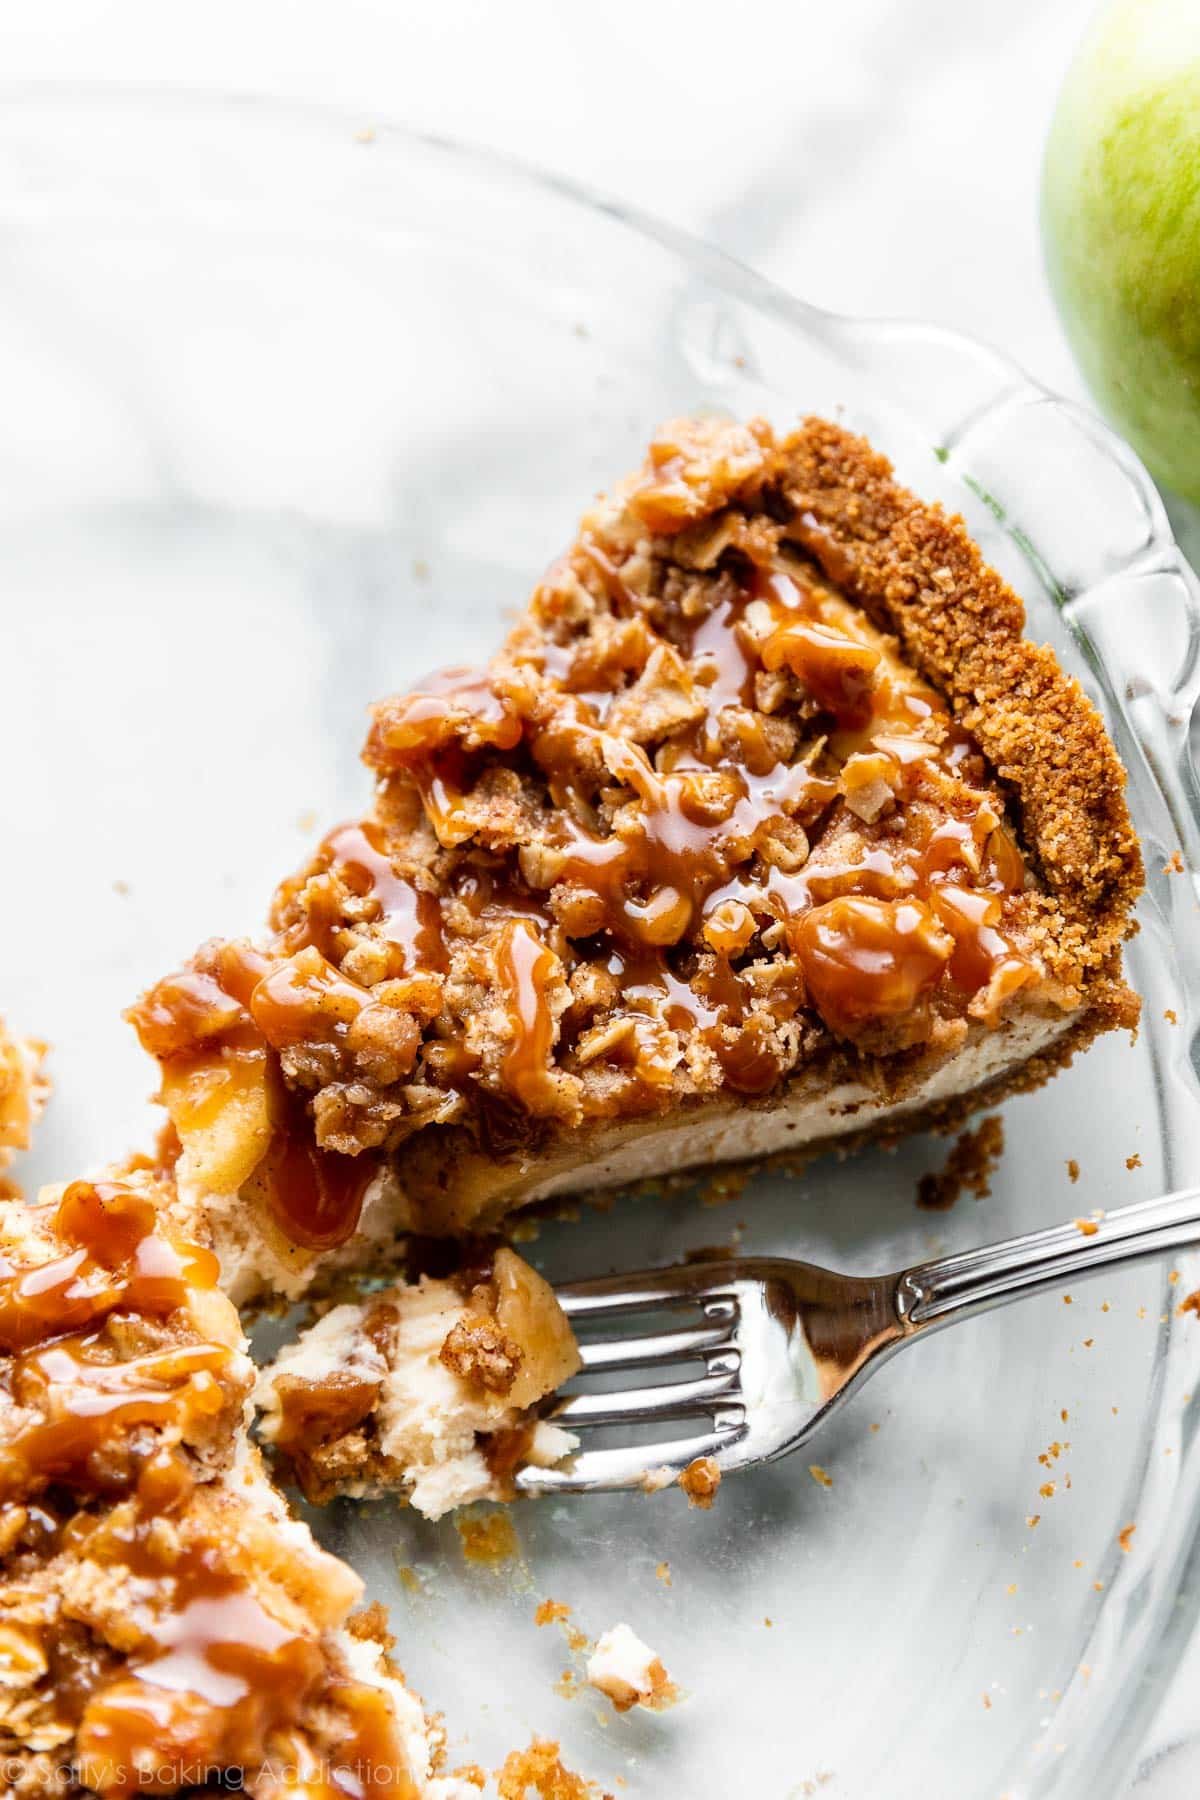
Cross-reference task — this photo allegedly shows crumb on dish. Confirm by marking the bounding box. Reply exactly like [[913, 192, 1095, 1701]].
[[586, 1623, 680, 1714], [456, 1511, 521, 1567], [496, 1737, 600, 1799], [678, 1455, 721, 1508], [916, 1114, 1004, 1211]]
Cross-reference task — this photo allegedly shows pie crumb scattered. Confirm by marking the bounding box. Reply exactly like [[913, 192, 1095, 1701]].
[[457, 1512, 520, 1567], [679, 1455, 721, 1509], [700, 1168, 750, 1208], [916, 1115, 1004, 1211], [586, 1624, 679, 1714], [496, 1737, 600, 1799], [0, 1019, 50, 1179]]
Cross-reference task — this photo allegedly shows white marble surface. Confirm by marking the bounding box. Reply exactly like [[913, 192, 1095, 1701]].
[[2, 0, 1198, 1789]]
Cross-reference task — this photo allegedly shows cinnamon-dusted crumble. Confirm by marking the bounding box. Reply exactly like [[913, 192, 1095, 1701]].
[[128, 416, 1141, 1299], [254, 1248, 580, 1518]]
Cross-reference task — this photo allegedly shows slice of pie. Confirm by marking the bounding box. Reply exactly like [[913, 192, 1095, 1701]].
[[0, 1166, 514, 1797], [129, 416, 1141, 1306]]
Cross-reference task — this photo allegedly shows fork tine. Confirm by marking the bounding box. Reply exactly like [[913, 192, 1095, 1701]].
[[554, 1265, 737, 1318], [576, 1321, 734, 1372], [514, 1425, 745, 1496], [544, 1369, 741, 1429]]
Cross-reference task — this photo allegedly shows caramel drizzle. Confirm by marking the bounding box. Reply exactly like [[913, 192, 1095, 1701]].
[[129, 546, 1037, 1242], [65, 1458, 417, 1799], [0, 1181, 235, 1503]]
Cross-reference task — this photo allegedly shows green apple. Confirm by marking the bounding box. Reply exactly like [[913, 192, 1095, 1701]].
[[1042, 0, 1200, 501]]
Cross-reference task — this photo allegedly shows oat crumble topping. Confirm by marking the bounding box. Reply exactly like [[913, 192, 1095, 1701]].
[[127, 417, 1141, 1262]]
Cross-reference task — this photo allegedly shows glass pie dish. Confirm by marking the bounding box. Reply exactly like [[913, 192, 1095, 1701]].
[[2, 89, 1200, 1799]]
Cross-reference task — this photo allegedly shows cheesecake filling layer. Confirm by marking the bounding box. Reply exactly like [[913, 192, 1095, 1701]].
[[254, 1247, 581, 1518]]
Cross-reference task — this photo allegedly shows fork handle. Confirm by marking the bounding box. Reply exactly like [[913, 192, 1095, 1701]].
[[895, 1186, 1200, 1330]]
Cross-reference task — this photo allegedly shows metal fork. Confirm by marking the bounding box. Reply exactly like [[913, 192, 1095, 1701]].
[[515, 1187, 1200, 1496]]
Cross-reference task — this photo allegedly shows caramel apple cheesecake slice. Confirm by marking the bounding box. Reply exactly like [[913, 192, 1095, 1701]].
[[130, 416, 1141, 1305], [255, 1246, 580, 1519], [0, 1169, 481, 1798]]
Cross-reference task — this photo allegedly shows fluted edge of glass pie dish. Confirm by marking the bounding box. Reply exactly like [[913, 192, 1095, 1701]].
[[0, 86, 1199, 1800]]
